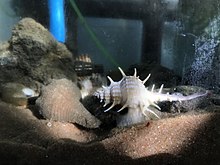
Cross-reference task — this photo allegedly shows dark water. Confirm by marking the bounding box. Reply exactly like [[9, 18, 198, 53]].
[[183, 15, 220, 89]]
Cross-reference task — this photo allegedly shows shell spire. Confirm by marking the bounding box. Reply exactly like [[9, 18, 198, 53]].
[[151, 84, 155, 92], [118, 67, 126, 77], [133, 68, 137, 77], [117, 103, 128, 112], [159, 84, 164, 93], [143, 108, 160, 119], [107, 76, 114, 84], [142, 74, 151, 84], [104, 101, 116, 112]]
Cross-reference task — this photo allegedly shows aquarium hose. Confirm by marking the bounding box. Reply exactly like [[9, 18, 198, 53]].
[[48, 0, 66, 43], [69, 0, 119, 67]]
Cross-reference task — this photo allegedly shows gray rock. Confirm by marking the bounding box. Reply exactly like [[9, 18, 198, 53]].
[[168, 86, 210, 113], [0, 18, 77, 87]]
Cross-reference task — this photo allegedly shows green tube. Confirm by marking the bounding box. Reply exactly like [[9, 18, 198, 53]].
[[69, 0, 119, 68]]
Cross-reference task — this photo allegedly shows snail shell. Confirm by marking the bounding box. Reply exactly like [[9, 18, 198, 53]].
[[94, 67, 208, 125], [94, 67, 160, 118], [36, 78, 101, 128]]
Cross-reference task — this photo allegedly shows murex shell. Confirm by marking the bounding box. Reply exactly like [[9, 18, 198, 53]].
[[94, 67, 208, 118]]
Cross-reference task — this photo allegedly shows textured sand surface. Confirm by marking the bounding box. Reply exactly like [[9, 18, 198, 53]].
[[0, 100, 219, 165]]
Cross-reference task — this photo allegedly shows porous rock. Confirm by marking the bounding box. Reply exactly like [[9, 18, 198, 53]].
[[169, 86, 210, 113], [36, 78, 101, 128], [0, 17, 77, 87]]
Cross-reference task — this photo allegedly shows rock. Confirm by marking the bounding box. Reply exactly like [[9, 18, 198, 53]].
[[81, 95, 117, 128], [0, 83, 38, 106], [0, 18, 77, 87], [167, 86, 210, 113], [11, 18, 77, 84], [10, 18, 57, 62], [0, 42, 17, 67], [0, 42, 20, 83], [36, 78, 101, 128]]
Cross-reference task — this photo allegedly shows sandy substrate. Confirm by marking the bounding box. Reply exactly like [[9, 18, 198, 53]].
[[0, 100, 219, 165]]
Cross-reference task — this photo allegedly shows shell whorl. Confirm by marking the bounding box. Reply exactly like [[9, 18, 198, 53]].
[[94, 67, 161, 118], [94, 67, 208, 121]]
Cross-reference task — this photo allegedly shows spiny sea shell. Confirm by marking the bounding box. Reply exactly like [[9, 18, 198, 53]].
[[94, 67, 208, 120], [94, 67, 161, 118]]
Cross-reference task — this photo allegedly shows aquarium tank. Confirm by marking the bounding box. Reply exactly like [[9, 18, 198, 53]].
[[1, 0, 219, 89], [0, 0, 220, 164]]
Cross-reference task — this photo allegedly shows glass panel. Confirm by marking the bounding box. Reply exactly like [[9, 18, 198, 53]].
[[0, 1, 220, 164]]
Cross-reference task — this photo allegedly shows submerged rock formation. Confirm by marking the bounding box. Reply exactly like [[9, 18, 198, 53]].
[[0, 18, 101, 128], [0, 18, 77, 87]]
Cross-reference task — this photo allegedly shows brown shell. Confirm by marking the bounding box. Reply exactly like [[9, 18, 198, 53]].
[[0, 83, 37, 106], [36, 78, 101, 128]]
